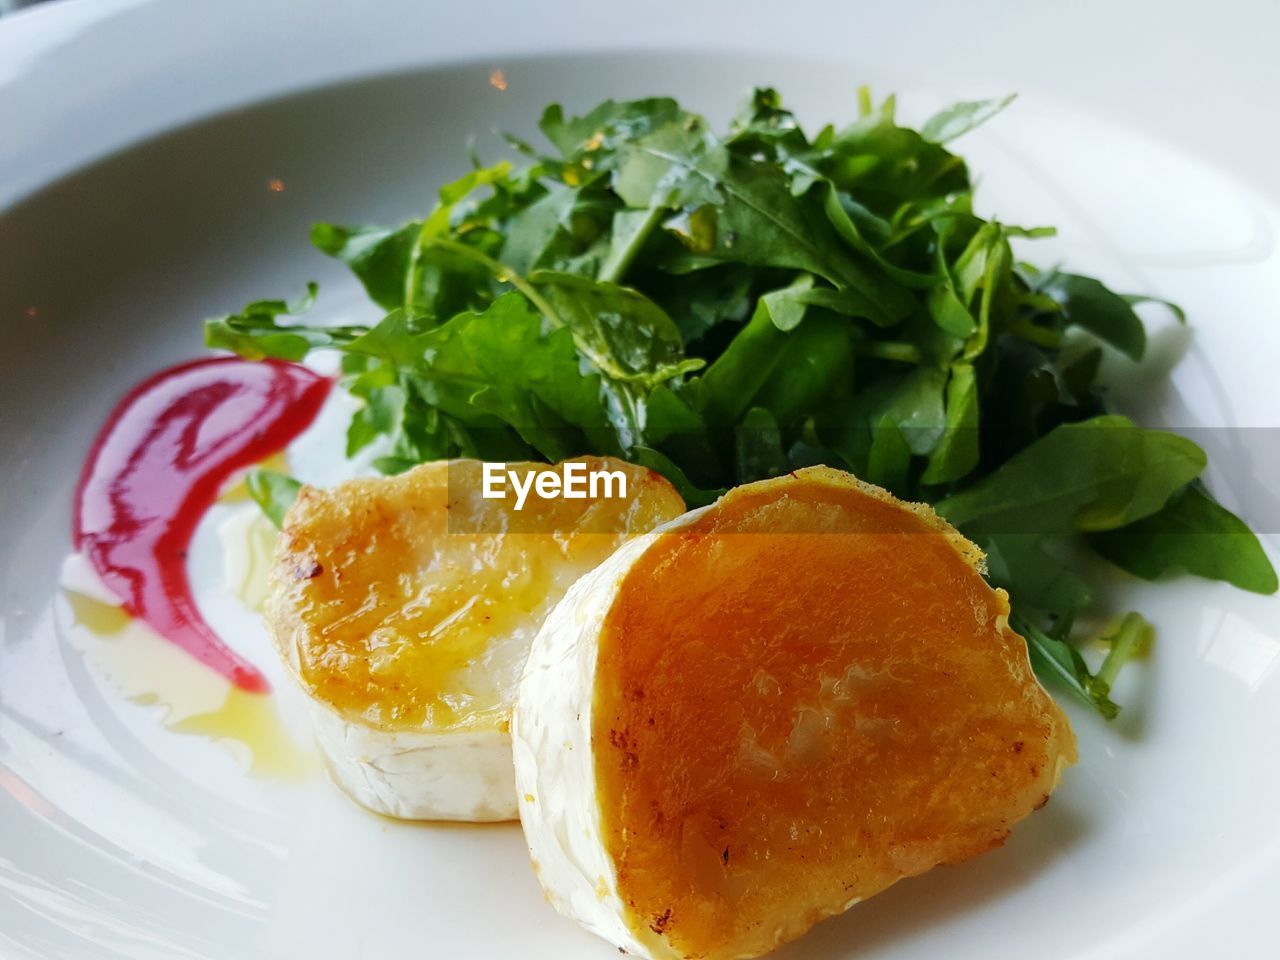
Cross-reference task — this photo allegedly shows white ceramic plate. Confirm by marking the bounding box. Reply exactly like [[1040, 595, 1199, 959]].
[[2, 2, 1279, 958]]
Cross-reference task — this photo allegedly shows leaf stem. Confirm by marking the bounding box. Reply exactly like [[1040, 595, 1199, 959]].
[[1012, 610, 1120, 721], [1097, 612, 1150, 688], [420, 237, 565, 328], [601, 204, 668, 284]]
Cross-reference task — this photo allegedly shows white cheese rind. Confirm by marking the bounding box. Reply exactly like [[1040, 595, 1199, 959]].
[[310, 705, 517, 821], [513, 508, 709, 959]]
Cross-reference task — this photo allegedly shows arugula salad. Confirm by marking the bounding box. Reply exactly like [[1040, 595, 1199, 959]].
[[206, 88, 1277, 720]]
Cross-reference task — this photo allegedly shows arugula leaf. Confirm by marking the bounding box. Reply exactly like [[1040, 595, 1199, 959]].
[[647, 263, 755, 343], [527, 271, 698, 386], [814, 92, 970, 214], [610, 126, 916, 323], [1090, 484, 1278, 594], [865, 366, 949, 457], [986, 534, 1093, 620], [1038, 271, 1147, 361], [417, 292, 616, 460], [921, 362, 979, 485], [750, 314, 857, 437], [311, 223, 419, 312], [539, 98, 689, 163], [245, 469, 303, 529], [695, 296, 793, 426], [599, 205, 664, 283], [920, 94, 1017, 143], [498, 186, 582, 275], [204, 283, 354, 360], [630, 445, 725, 508], [1012, 610, 1149, 721], [936, 415, 1206, 534], [761, 273, 816, 332], [735, 407, 789, 483], [927, 281, 976, 338], [528, 271, 704, 449], [865, 416, 911, 492], [404, 162, 515, 315]]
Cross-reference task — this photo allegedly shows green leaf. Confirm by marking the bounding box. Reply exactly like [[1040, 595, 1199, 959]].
[[867, 365, 949, 457], [311, 223, 418, 311], [936, 415, 1206, 534], [600, 205, 665, 283], [418, 292, 614, 460], [920, 95, 1017, 143], [498, 185, 582, 275], [246, 469, 303, 529], [630, 445, 725, 508], [1039, 271, 1147, 361], [927, 281, 976, 337], [695, 290, 859, 444], [865, 416, 911, 493], [818, 185, 940, 289], [759, 272, 900, 332], [405, 162, 514, 313], [647, 264, 755, 343], [1012, 609, 1129, 721], [528, 271, 703, 449], [613, 128, 915, 324], [751, 314, 857, 433], [985, 534, 1093, 620], [346, 381, 405, 457], [921, 362, 979, 484], [761, 274, 815, 332], [528, 271, 694, 384], [539, 98, 689, 162], [814, 95, 970, 213], [204, 284, 358, 361], [696, 296, 791, 425], [735, 407, 788, 483], [1090, 484, 1278, 594], [952, 222, 1013, 361]]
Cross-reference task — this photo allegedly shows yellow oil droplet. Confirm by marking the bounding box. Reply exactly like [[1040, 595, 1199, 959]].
[[562, 166, 582, 187], [65, 590, 131, 635], [219, 451, 290, 503], [171, 686, 312, 780], [60, 566, 313, 781], [220, 506, 278, 611], [488, 69, 508, 92]]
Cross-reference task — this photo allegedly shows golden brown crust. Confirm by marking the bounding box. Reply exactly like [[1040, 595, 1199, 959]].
[[591, 468, 1075, 960]]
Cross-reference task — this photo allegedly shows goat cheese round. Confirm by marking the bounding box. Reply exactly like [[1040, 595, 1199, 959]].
[[268, 457, 684, 821], [514, 466, 1076, 959]]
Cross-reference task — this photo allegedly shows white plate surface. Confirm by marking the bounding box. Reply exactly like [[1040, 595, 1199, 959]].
[[1, 2, 1278, 959]]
